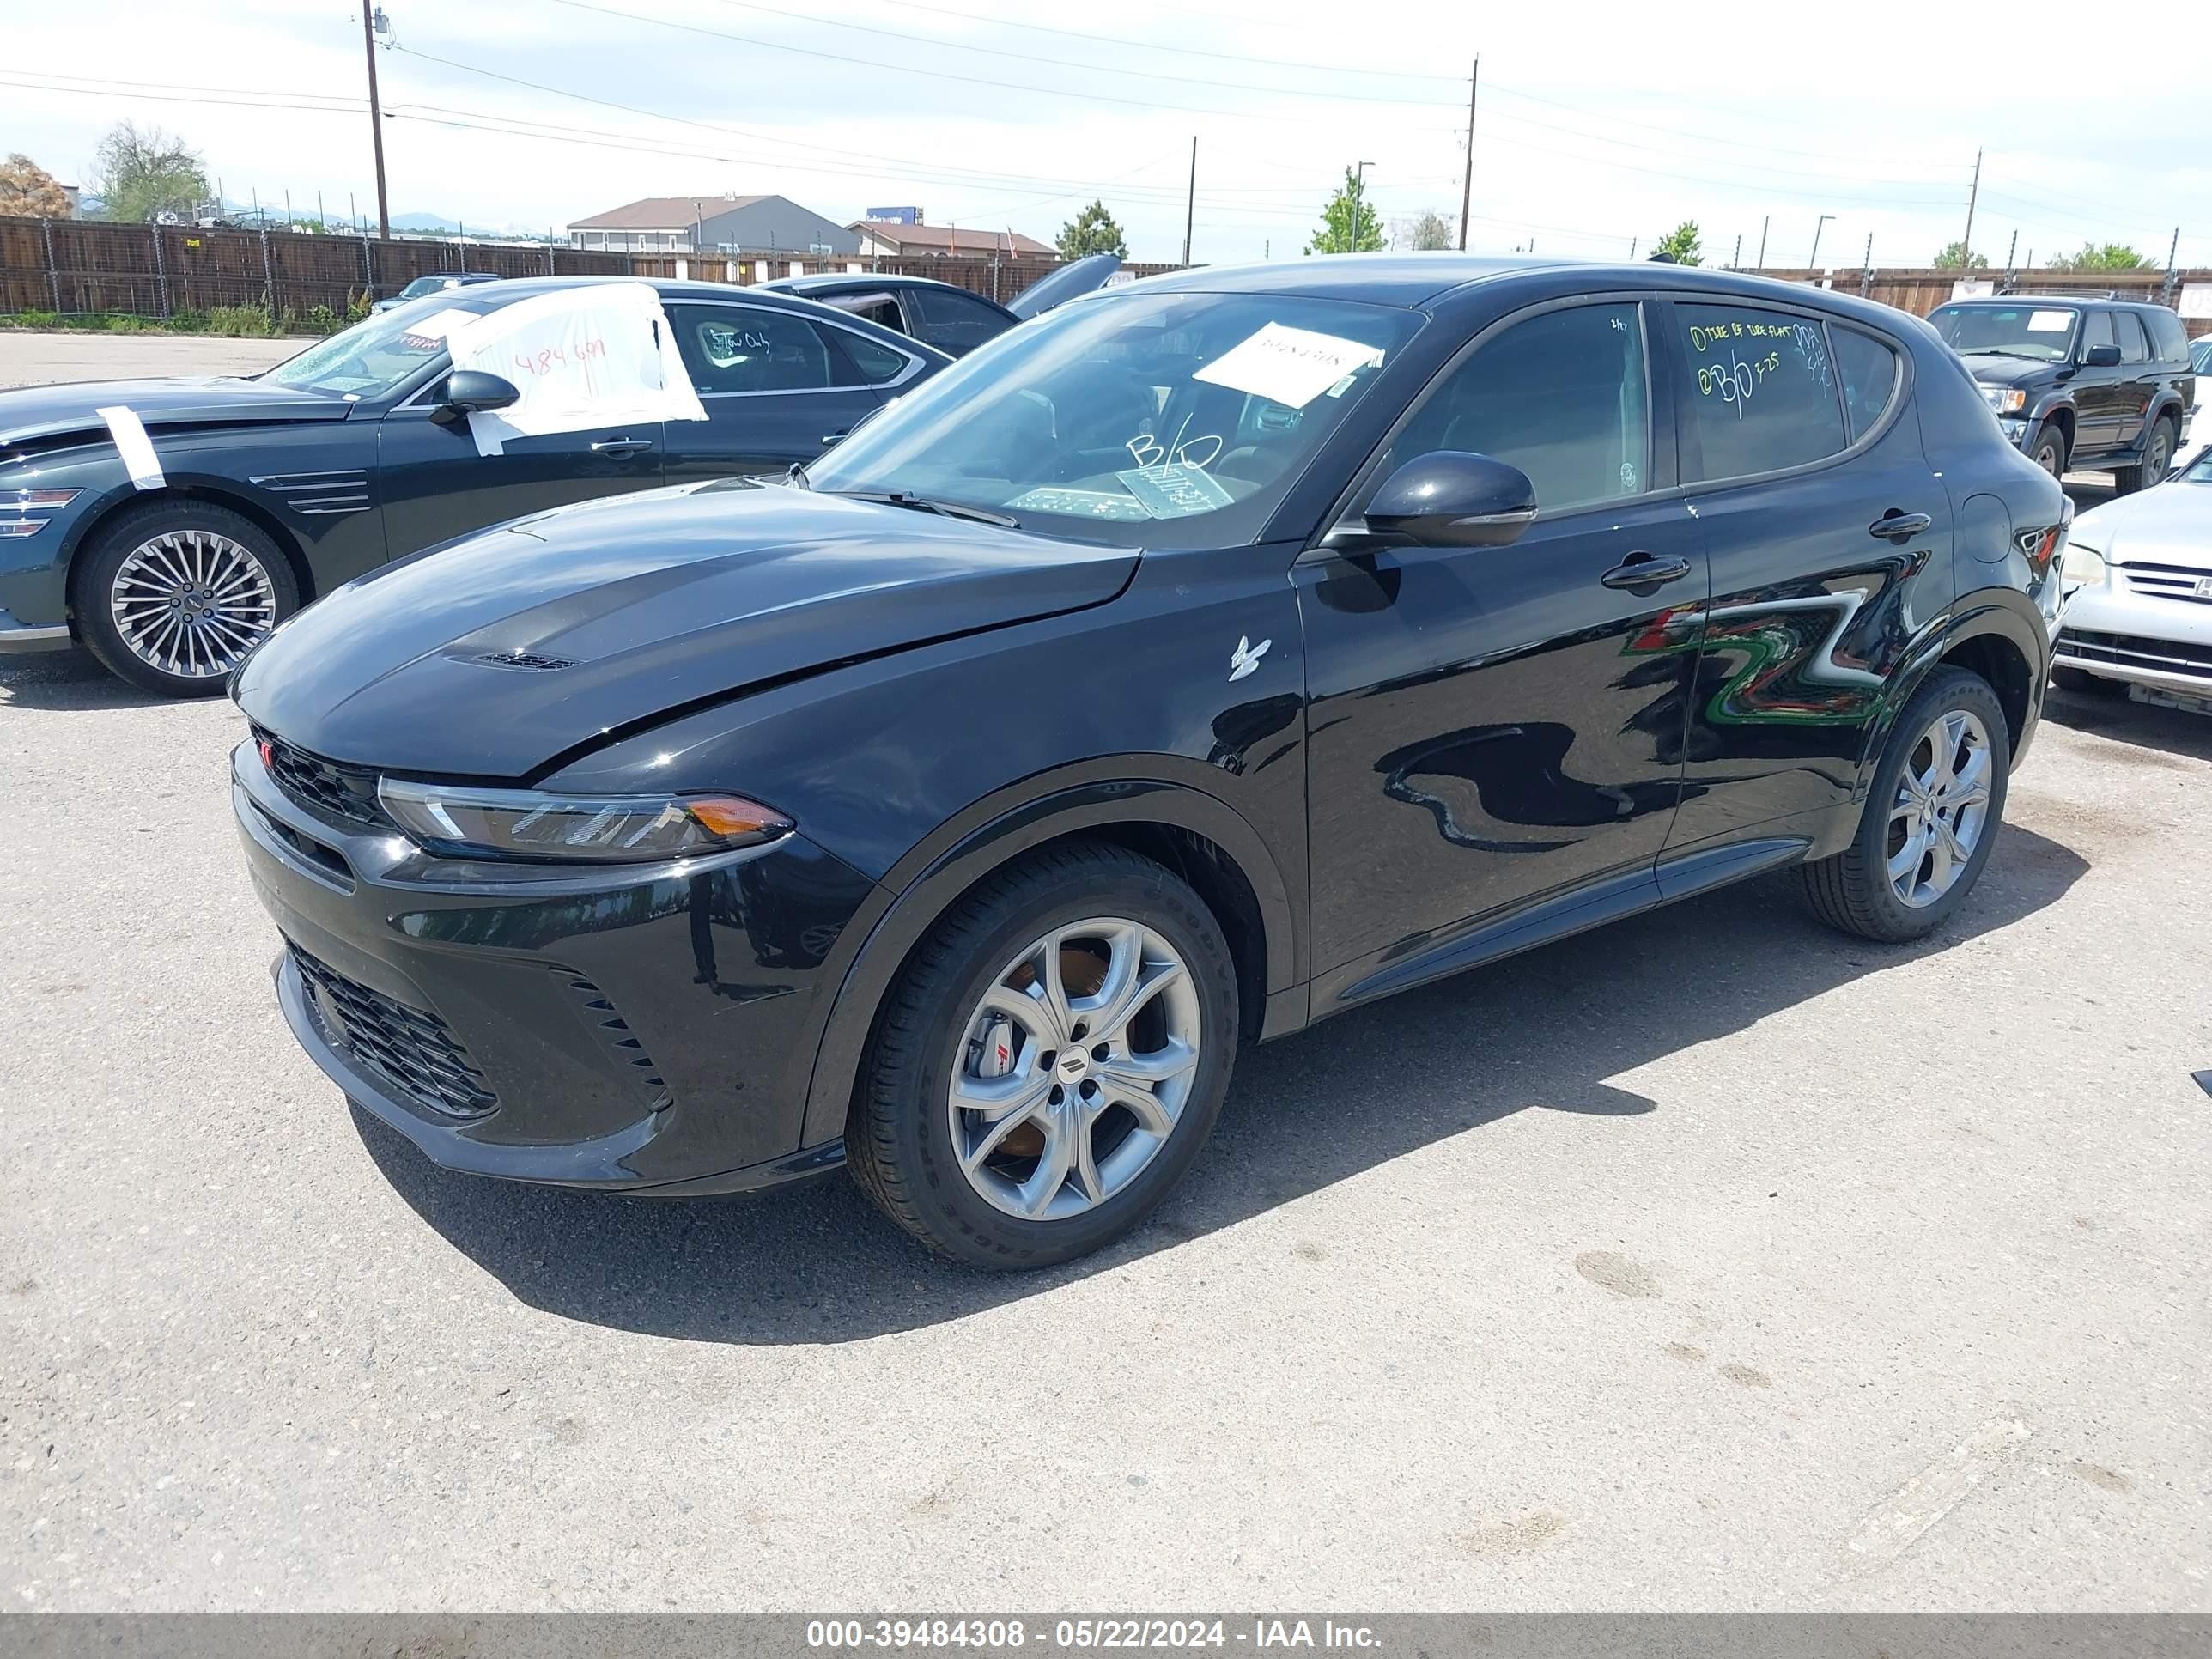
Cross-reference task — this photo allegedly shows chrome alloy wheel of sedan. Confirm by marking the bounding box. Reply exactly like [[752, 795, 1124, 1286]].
[[947, 918, 1202, 1222], [1888, 708, 1992, 908], [109, 528, 279, 681]]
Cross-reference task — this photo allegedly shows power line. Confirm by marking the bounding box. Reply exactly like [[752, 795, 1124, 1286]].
[[538, 0, 1461, 130]]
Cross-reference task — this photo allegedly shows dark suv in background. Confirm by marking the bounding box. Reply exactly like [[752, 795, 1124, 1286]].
[[1927, 295, 2195, 489]]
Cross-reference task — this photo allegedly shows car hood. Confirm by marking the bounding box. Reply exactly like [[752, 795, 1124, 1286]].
[[233, 480, 1139, 778], [2069, 481, 2212, 568], [1956, 356, 2058, 391], [1006, 252, 1121, 321], [0, 375, 352, 448]]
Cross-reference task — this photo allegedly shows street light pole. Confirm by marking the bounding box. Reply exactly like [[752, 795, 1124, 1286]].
[[1810, 213, 1835, 269], [1355, 160, 1376, 246], [360, 4, 391, 240], [1456, 56, 1477, 252]]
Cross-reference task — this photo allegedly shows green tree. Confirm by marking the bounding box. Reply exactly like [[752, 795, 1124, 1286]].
[[1933, 240, 1988, 270], [2049, 241, 2150, 271], [1056, 200, 1127, 260], [1306, 167, 1385, 256], [1394, 209, 1455, 251], [0, 154, 73, 218], [88, 121, 208, 223], [1650, 220, 1703, 265]]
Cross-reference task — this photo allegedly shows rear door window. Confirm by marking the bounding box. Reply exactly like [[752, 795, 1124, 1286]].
[[1674, 302, 1849, 480]]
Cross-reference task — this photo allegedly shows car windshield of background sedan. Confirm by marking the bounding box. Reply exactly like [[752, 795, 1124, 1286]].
[[261, 293, 507, 398], [1927, 303, 2079, 362], [805, 290, 1423, 548]]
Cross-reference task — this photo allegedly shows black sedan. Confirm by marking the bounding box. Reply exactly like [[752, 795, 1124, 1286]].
[[758, 252, 1120, 355], [231, 255, 2070, 1268], [0, 276, 948, 696]]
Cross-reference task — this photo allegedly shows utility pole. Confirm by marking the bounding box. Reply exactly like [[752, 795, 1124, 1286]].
[[1731, 234, 1741, 270], [1353, 160, 1376, 252], [1809, 214, 1834, 269], [1960, 147, 1981, 270], [2163, 226, 2181, 302], [1861, 232, 1873, 296], [2002, 228, 2018, 288], [1756, 215, 1768, 271], [362, 3, 391, 239], [1182, 136, 1195, 267], [1628, 237, 1637, 260], [1456, 55, 1478, 252]]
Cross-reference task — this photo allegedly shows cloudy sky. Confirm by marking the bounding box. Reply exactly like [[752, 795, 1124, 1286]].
[[6, 0, 2208, 270]]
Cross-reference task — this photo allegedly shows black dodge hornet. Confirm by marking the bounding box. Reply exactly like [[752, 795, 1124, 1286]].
[[231, 256, 2072, 1268]]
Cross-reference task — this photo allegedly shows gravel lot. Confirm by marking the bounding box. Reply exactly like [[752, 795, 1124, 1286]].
[[0, 331, 307, 388], [2, 341, 2208, 1614]]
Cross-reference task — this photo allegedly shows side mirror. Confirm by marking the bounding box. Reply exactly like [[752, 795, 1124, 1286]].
[[1363, 451, 1538, 547], [433, 369, 520, 423], [2082, 343, 2122, 368]]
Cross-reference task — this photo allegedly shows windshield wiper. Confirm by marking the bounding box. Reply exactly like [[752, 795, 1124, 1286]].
[[1960, 348, 2043, 361], [840, 491, 1019, 529]]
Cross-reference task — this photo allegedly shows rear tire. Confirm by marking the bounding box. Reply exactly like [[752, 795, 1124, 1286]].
[[75, 500, 298, 697], [1799, 667, 2011, 943], [2112, 416, 2178, 495], [848, 841, 1239, 1269], [2027, 422, 2068, 479]]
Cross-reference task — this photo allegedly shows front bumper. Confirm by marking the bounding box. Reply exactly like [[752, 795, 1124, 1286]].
[[233, 738, 878, 1190], [0, 606, 71, 653], [2055, 566, 2212, 696]]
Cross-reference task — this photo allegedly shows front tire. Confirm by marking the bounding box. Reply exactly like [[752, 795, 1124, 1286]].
[[848, 842, 1239, 1269], [2027, 422, 2068, 480], [2113, 416, 2178, 495], [75, 501, 298, 697], [1798, 668, 2011, 943]]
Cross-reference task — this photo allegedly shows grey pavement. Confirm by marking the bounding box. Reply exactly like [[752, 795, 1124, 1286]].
[[2, 643, 2206, 1612]]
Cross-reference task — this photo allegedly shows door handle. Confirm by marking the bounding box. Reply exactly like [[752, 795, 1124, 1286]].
[[1869, 509, 1932, 543], [819, 430, 849, 446], [1599, 551, 1692, 594], [590, 437, 654, 457]]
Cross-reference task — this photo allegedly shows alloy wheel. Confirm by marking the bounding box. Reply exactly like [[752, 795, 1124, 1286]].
[[2147, 428, 2172, 483], [1887, 708, 1992, 908], [946, 917, 1202, 1222], [109, 528, 279, 681]]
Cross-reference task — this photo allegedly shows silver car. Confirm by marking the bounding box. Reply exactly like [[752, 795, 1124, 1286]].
[[2055, 447, 2212, 712]]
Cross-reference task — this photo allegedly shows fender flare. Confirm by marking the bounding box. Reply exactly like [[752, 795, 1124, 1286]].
[[795, 762, 1300, 1149], [1853, 591, 2049, 788]]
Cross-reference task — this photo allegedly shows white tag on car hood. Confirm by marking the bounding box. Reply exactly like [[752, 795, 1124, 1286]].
[[1193, 321, 1386, 410]]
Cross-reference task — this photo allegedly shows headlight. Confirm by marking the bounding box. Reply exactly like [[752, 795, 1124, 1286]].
[[7, 488, 82, 508], [375, 778, 792, 863], [2061, 544, 2107, 587], [1983, 386, 2027, 415]]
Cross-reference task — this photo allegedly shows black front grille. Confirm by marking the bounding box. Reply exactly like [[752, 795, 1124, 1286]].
[[2057, 628, 2212, 681], [256, 729, 389, 830], [290, 946, 497, 1119]]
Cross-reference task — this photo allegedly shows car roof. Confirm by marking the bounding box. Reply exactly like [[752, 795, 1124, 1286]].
[[1942, 293, 2145, 310], [759, 273, 975, 297], [1124, 254, 1930, 330]]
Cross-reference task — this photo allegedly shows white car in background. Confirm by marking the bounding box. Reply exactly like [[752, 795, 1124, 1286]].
[[2055, 445, 2212, 712], [2173, 335, 2212, 473]]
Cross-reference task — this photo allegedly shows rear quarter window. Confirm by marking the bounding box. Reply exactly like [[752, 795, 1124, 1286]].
[[2141, 307, 2190, 365], [1675, 302, 1850, 480]]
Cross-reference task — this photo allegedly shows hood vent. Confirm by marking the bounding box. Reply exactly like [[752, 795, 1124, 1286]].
[[476, 650, 575, 672]]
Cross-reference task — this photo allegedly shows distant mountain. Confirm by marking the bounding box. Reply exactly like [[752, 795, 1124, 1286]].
[[390, 211, 545, 238]]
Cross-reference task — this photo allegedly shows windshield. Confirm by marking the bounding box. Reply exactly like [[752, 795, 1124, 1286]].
[[1928, 304, 2078, 362], [262, 292, 508, 398], [806, 289, 1423, 548], [2181, 448, 2212, 484], [398, 275, 460, 300], [2193, 337, 2212, 374]]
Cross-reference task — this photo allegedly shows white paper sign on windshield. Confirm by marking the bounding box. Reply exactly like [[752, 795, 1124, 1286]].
[[400, 307, 483, 346], [2027, 310, 2074, 332], [442, 283, 708, 456], [1193, 322, 1386, 410]]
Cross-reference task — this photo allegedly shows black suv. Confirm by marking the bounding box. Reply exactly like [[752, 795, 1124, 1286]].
[[1927, 295, 2196, 489], [232, 258, 2071, 1267]]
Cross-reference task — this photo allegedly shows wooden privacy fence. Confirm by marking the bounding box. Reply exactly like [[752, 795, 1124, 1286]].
[[0, 216, 1182, 321], [4, 220, 2200, 335]]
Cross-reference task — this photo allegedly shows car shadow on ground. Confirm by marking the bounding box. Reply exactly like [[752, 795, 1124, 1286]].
[[357, 823, 2089, 1346], [0, 651, 175, 712], [2044, 684, 2212, 763]]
